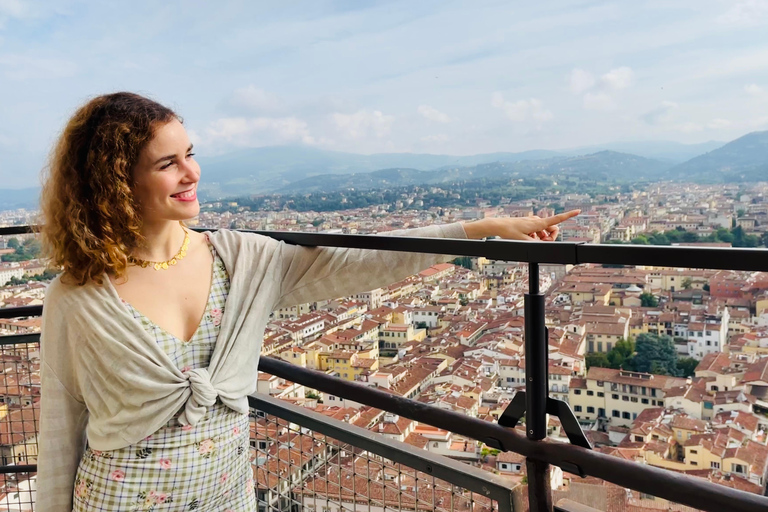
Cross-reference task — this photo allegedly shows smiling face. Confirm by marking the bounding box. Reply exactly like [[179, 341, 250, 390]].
[[132, 118, 201, 225]]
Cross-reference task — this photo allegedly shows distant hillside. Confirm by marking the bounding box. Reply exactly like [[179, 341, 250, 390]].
[[277, 151, 671, 194], [191, 140, 727, 199], [562, 140, 724, 163], [669, 131, 768, 182], [0, 187, 40, 210], [195, 146, 560, 198]]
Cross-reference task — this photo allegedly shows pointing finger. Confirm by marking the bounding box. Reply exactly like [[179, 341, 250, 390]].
[[544, 209, 581, 226]]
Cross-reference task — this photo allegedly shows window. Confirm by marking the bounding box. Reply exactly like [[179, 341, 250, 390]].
[[612, 394, 619, 399], [587, 390, 594, 396], [612, 410, 620, 418], [631, 397, 638, 403], [587, 406, 595, 413], [598, 392, 604, 397], [711, 461, 720, 469], [690, 449, 697, 454], [731, 463, 746, 474], [574, 389, 582, 395], [433, 442, 438, 447], [641, 398, 649, 404], [634, 435, 643, 442], [691, 461, 698, 466], [622, 412, 630, 419], [622, 396, 629, 401], [597, 381, 604, 386]]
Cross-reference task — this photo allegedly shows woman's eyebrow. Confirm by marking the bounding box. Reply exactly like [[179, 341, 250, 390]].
[[153, 144, 193, 165]]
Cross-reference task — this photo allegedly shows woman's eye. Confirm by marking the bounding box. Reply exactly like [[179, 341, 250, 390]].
[[160, 161, 175, 170], [186, 152, 195, 158]]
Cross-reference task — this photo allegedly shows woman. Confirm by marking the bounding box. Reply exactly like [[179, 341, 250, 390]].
[[36, 92, 578, 511]]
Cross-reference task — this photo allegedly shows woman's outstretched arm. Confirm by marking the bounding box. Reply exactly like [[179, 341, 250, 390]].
[[274, 210, 579, 309]]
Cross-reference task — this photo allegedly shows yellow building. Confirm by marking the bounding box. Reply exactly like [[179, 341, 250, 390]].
[[557, 283, 612, 305]]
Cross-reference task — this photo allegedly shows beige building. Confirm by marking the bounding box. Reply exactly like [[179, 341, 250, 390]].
[[569, 368, 687, 427]]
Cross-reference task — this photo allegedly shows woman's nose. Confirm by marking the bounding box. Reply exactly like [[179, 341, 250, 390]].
[[181, 160, 201, 182]]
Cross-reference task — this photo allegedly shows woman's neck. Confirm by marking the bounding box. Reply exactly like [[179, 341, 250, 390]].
[[134, 220, 187, 262]]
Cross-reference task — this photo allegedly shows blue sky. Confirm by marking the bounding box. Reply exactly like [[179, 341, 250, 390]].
[[1, 0, 768, 187]]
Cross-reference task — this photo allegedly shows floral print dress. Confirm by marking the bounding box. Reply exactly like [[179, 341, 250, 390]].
[[73, 241, 256, 511]]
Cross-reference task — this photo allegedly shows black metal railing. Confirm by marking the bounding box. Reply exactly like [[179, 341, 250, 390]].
[[248, 393, 517, 512], [2, 224, 768, 512]]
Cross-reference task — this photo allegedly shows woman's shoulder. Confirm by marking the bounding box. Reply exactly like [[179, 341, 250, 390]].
[[44, 273, 107, 309], [206, 228, 281, 254]]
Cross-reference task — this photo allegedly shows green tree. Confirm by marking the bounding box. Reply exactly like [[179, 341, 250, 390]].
[[640, 293, 658, 307], [7, 238, 20, 250], [681, 231, 699, 243], [676, 357, 699, 378], [607, 338, 635, 370], [633, 333, 680, 376], [631, 235, 649, 245], [452, 256, 473, 270], [586, 352, 610, 369], [681, 278, 693, 290]]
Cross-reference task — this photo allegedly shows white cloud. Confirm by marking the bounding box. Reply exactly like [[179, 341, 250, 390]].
[[706, 118, 732, 129], [642, 101, 679, 125], [583, 92, 615, 111], [719, 0, 768, 25], [745, 83, 764, 95], [220, 85, 282, 115], [569, 68, 595, 94], [0, 0, 24, 17], [676, 122, 704, 133], [201, 116, 314, 147], [601, 66, 634, 90], [417, 105, 451, 123], [491, 93, 553, 123], [421, 134, 449, 143], [0, 55, 76, 80], [332, 110, 394, 139]]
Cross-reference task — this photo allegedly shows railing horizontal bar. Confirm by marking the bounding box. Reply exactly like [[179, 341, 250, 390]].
[[0, 332, 40, 346], [244, 230, 768, 270], [0, 464, 36, 474], [248, 393, 516, 507], [3, 224, 768, 270], [0, 226, 37, 236], [0, 305, 43, 319], [258, 356, 768, 512]]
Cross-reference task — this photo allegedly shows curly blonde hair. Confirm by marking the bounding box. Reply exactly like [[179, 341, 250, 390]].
[[39, 92, 179, 285]]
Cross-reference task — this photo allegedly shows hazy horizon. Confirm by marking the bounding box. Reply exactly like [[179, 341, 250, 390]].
[[2, 1, 768, 187]]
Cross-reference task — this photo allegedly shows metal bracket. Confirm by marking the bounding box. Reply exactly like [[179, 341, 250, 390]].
[[497, 391, 592, 450]]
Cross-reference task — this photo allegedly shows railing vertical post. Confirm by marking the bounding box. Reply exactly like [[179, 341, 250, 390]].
[[525, 262, 553, 512]]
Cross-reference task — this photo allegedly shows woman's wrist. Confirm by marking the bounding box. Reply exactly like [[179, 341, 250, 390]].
[[461, 218, 500, 239]]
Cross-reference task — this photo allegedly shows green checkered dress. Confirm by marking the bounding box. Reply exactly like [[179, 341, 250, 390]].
[[73, 241, 256, 511]]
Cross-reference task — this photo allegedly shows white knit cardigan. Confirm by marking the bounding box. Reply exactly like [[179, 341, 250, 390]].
[[36, 223, 467, 511]]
